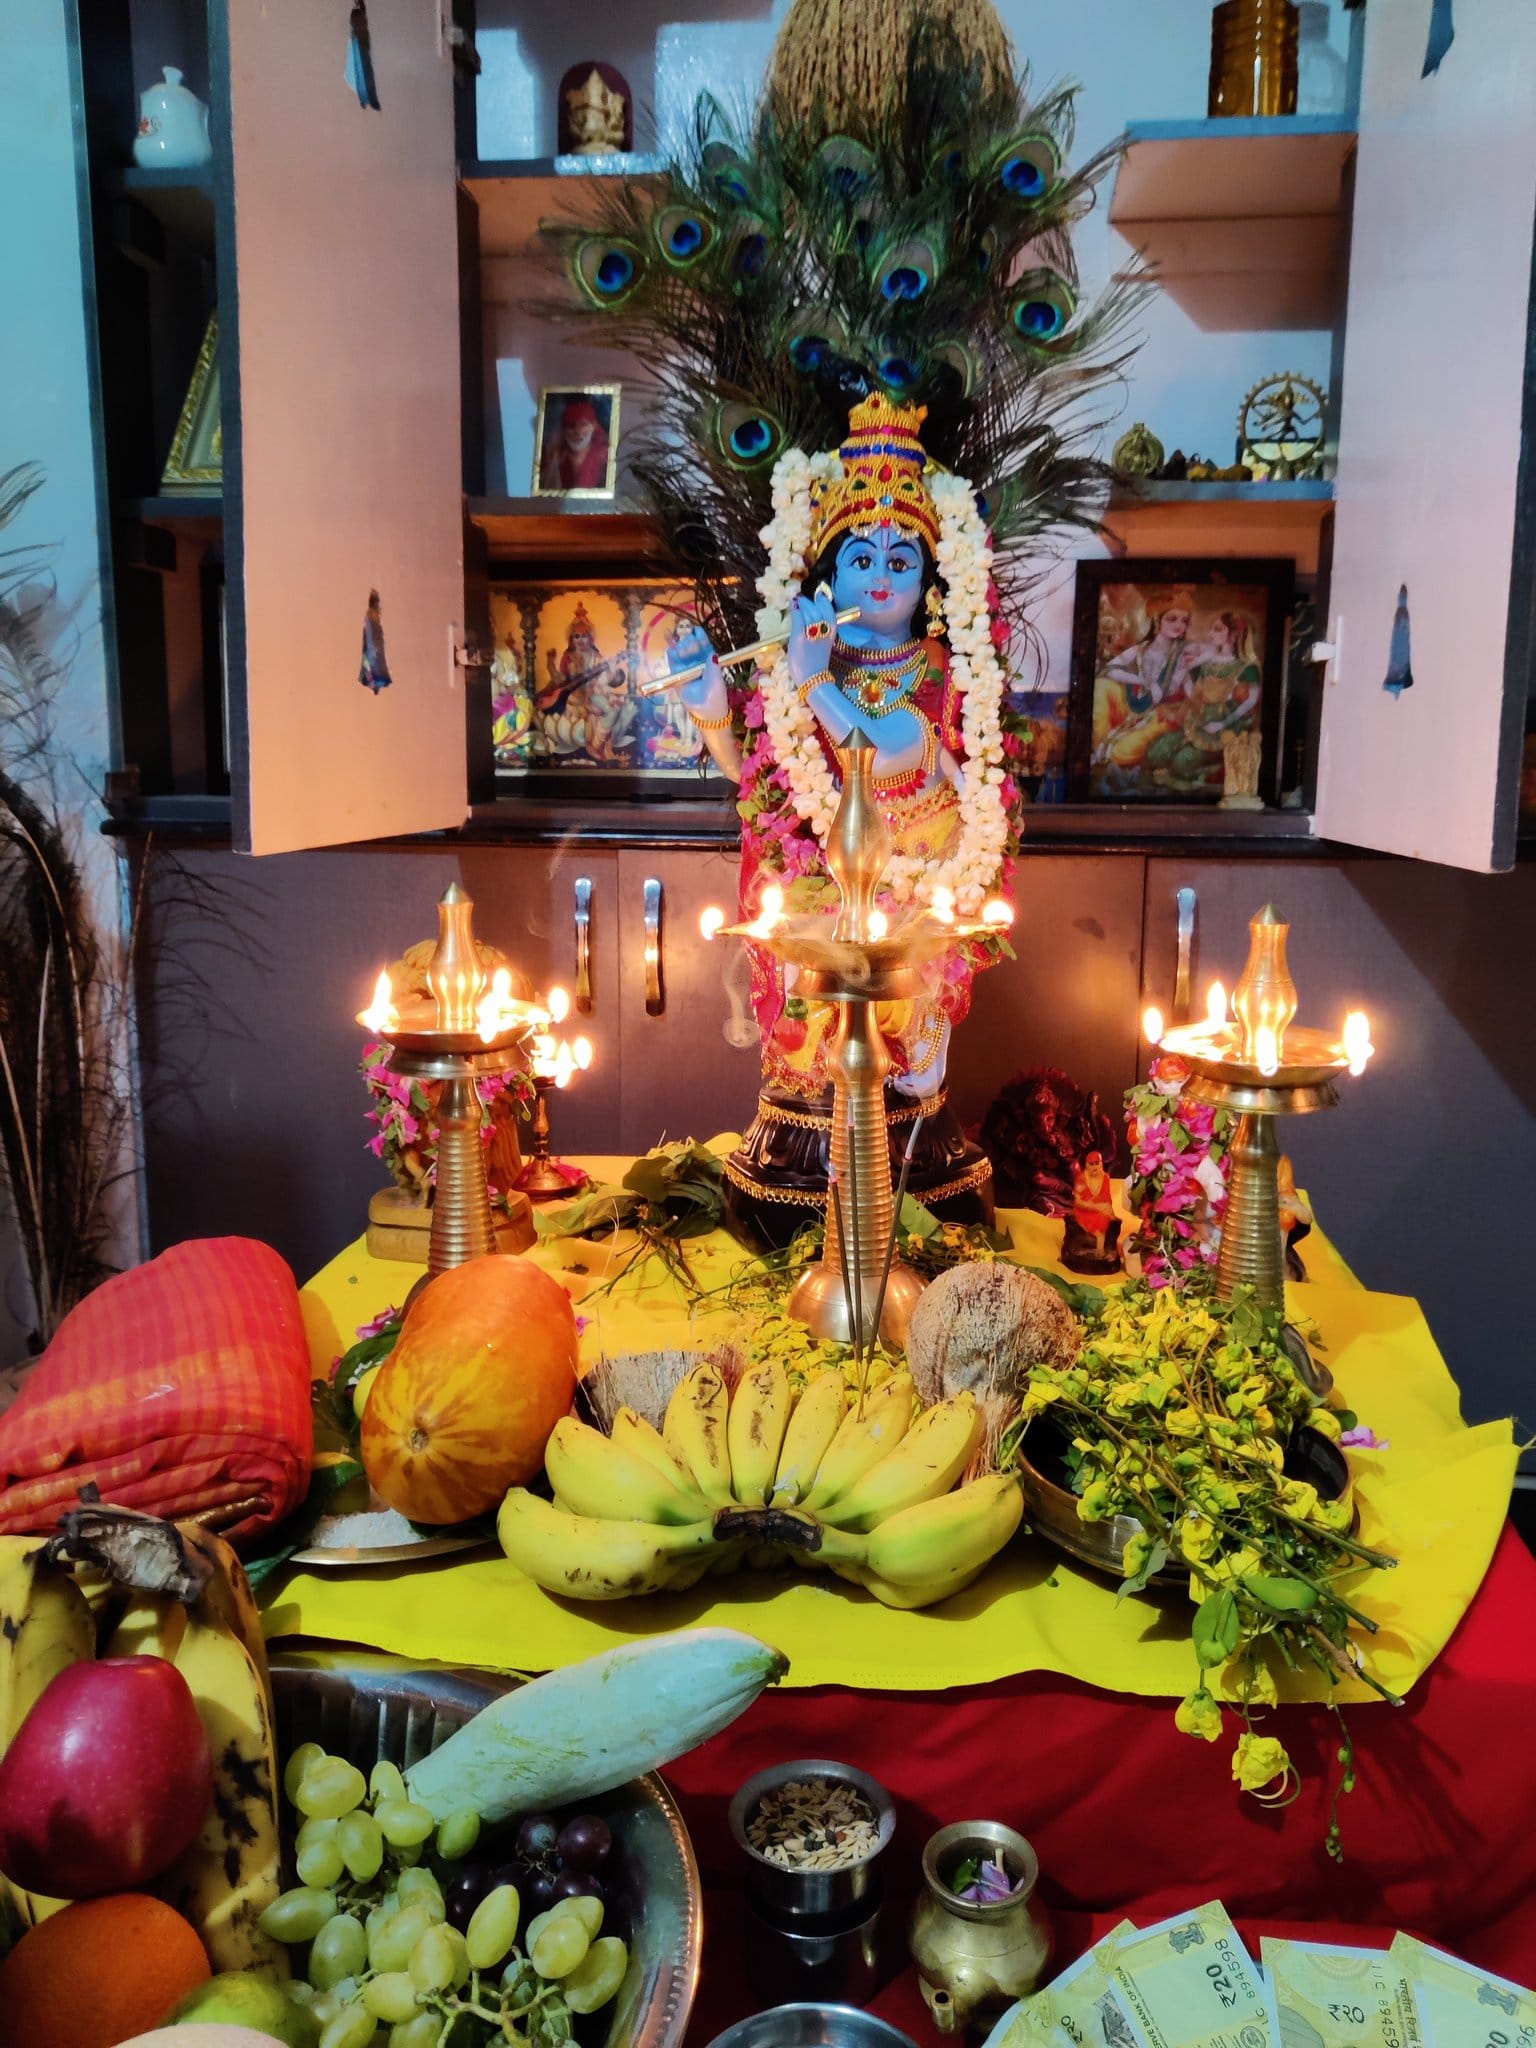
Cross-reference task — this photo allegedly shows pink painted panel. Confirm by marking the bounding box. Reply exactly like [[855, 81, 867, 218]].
[[227, 0, 466, 853]]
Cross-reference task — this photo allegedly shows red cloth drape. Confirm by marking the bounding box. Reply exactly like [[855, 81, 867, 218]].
[[0, 1238, 313, 1544], [670, 1524, 1536, 2039]]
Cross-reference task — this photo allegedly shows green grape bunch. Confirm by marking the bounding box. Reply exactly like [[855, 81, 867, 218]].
[[260, 1743, 631, 2048]]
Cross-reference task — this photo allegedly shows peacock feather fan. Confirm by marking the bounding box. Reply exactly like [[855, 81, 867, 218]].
[[538, 11, 1148, 650]]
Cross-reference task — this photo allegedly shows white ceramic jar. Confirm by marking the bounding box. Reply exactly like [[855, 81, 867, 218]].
[[133, 66, 212, 170]]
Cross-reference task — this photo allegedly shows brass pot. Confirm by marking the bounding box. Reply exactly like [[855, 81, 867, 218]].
[[1209, 0, 1299, 117], [908, 1821, 1052, 2034]]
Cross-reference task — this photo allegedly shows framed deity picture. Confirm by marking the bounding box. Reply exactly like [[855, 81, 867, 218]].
[[531, 384, 621, 498], [161, 311, 222, 494], [490, 576, 725, 794], [1065, 557, 1293, 804]]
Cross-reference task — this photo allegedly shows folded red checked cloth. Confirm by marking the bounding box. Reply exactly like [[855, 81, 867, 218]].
[[0, 1237, 314, 1545]]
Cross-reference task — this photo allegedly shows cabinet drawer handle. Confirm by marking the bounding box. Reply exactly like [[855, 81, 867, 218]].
[[1174, 886, 1196, 1025], [643, 877, 664, 1016], [574, 876, 593, 1013]]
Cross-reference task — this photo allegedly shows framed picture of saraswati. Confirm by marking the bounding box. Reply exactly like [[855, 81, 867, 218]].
[[490, 577, 726, 794], [1066, 557, 1292, 804]]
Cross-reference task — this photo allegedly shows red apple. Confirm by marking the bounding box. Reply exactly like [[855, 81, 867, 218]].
[[0, 1656, 213, 1897]]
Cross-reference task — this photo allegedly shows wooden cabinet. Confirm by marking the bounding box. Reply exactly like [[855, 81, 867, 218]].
[[82, 3, 1535, 872]]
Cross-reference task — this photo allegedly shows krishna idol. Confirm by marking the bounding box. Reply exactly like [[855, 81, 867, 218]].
[[671, 396, 1021, 1242]]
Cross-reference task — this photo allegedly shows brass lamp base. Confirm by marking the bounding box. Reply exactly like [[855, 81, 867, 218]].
[[1184, 1072, 1337, 1310], [367, 1184, 536, 1264], [788, 1257, 926, 1349]]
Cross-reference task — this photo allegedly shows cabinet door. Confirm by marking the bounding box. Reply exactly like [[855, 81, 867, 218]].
[[218, 0, 468, 854], [1315, 0, 1536, 871], [615, 849, 763, 1155], [458, 848, 622, 1158]]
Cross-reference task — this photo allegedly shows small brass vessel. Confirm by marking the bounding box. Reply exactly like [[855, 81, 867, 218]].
[[908, 1821, 1052, 2034]]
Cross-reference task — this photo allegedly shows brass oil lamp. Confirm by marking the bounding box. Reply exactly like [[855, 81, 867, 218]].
[[1157, 904, 1374, 1308], [358, 884, 549, 1276]]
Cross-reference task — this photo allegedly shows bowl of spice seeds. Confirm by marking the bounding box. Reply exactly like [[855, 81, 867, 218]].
[[729, 1759, 896, 1918]]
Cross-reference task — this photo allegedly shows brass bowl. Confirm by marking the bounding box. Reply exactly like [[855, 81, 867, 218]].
[[270, 1655, 701, 2048], [1013, 1423, 1351, 1585]]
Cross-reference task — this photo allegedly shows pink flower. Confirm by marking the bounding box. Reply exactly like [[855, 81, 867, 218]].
[[1340, 1425, 1390, 1451], [367, 1133, 386, 1157], [356, 1307, 401, 1340], [744, 691, 766, 731], [991, 614, 1012, 652]]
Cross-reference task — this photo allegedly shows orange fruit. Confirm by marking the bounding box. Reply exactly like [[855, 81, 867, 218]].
[[0, 1891, 211, 2048]]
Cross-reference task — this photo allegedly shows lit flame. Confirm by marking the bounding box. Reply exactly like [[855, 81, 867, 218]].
[[868, 908, 889, 940], [1254, 1023, 1280, 1078], [1142, 1005, 1165, 1046], [361, 970, 397, 1035], [1206, 981, 1228, 1027], [573, 1036, 594, 1071], [552, 1042, 576, 1089], [530, 1031, 557, 1076], [547, 985, 571, 1025], [698, 905, 725, 942], [1342, 1010, 1374, 1077], [477, 966, 520, 1044], [745, 883, 786, 939], [931, 886, 955, 924], [981, 898, 1014, 928]]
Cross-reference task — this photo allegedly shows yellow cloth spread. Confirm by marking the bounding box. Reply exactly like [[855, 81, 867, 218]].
[[269, 1160, 1513, 1700]]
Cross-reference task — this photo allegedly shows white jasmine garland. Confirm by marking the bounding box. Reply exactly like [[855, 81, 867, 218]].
[[754, 450, 1012, 908]]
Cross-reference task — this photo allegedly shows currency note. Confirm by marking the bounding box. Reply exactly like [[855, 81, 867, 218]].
[[984, 1923, 1138, 2048], [1111, 1901, 1272, 2048], [1261, 1937, 1423, 2048], [1391, 1935, 1536, 2048]]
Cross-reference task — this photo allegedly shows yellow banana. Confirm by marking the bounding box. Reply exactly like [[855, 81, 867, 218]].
[[546, 1416, 709, 1524], [828, 1558, 995, 1610], [0, 1541, 93, 1935], [175, 1522, 274, 1720], [770, 1371, 847, 1505], [863, 1473, 1024, 1594], [498, 1488, 725, 1599], [799, 1372, 915, 1514], [664, 1363, 736, 1506], [818, 1393, 984, 1534], [1, 1553, 95, 1743], [726, 1358, 793, 1506], [156, 1610, 287, 1980], [105, 1589, 189, 1663], [610, 1407, 703, 1497]]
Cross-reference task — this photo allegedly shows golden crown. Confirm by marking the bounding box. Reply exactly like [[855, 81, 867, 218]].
[[808, 394, 941, 562]]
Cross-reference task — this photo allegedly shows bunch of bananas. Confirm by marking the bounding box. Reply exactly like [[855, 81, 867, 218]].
[[497, 1362, 1023, 1610], [0, 1515, 286, 1978]]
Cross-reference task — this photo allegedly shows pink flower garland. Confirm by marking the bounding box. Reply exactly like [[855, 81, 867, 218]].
[[1124, 1054, 1232, 1290]]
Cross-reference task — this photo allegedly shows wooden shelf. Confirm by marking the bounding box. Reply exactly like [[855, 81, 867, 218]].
[[119, 494, 224, 534], [462, 156, 665, 257], [1109, 116, 1355, 331], [468, 495, 665, 565], [1104, 479, 1334, 573], [102, 166, 217, 254]]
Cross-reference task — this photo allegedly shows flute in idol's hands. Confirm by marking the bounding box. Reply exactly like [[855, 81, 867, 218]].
[[637, 605, 861, 699]]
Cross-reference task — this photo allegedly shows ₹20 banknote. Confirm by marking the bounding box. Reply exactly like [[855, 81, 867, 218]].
[[984, 1912, 1534, 2048]]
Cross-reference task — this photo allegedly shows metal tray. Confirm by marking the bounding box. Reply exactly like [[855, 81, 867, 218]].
[[705, 2006, 919, 2048], [1014, 1423, 1352, 1586], [270, 1655, 702, 2048]]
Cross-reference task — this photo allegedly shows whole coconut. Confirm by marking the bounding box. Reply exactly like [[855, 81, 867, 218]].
[[905, 1264, 1079, 1452]]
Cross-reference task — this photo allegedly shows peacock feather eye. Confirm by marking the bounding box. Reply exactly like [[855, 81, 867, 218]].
[[876, 352, 921, 393], [874, 235, 940, 304], [702, 141, 755, 207], [709, 399, 784, 469], [570, 236, 646, 308], [811, 134, 879, 201], [653, 206, 716, 266], [1007, 269, 1078, 349], [783, 304, 848, 376], [992, 132, 1063, 204], [932, 338, 982, 399], [735, 231, 769, 280]]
